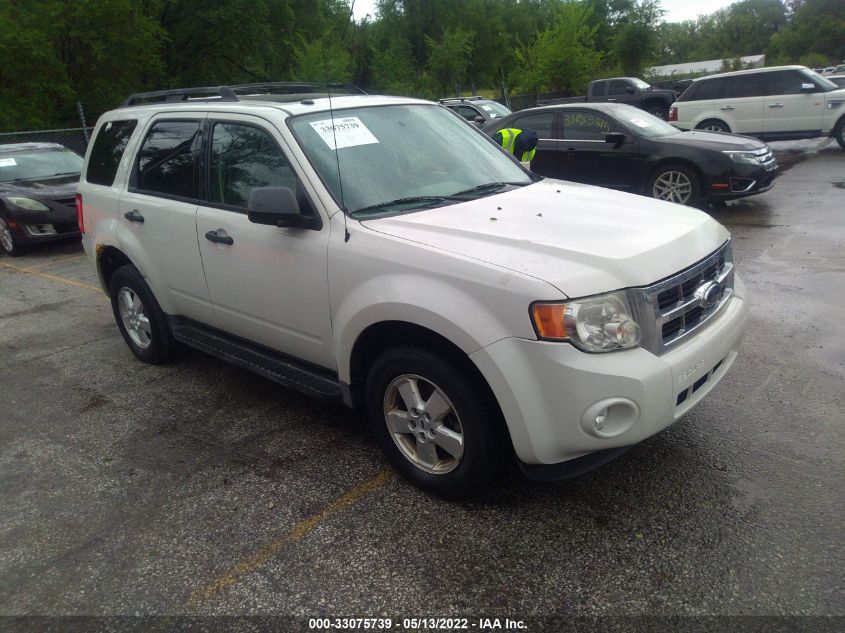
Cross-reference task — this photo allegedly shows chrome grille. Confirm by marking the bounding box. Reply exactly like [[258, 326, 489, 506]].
[[630, 241, 734, 355], [753, 146, 777, 172]]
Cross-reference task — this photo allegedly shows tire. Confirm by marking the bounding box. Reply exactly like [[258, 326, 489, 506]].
[[696, 119, 730, 133], [365, 346, 500, 499], [646, 104, 669, 120], [646, 164, 701, 207], [108, 265, 174, 364], [0, 216, 24, 257], [833, 116, 845, 150]]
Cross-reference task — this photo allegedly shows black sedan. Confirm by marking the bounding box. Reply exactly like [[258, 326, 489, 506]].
[[0, 142, 82, 256], [482, 103, 777, 207]]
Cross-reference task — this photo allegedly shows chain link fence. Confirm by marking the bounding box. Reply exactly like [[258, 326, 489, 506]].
[[0, 127, 94, 155], [492, 90, 571, 112]]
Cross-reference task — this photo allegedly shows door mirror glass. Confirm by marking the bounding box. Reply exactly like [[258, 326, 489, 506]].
[[604, 132, 626, 146], [247, 187, 304, 227], [473, 115, 485, 125], [625, 86, 636, 94]]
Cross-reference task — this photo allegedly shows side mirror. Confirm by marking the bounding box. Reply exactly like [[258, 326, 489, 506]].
[[473, 115, 485, 125], [248, 186, 306, 228], [800, 82, 816, 92], [625, 86, 636, 94], [605, 132, 626, 146]]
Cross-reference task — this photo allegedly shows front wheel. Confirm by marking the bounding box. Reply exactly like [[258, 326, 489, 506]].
[[109, 265, 175, 364], [365, 346, 500, 499], [646, 164, 701, 207], [0, 216, 24, 256], [833, 117, 845, 150]]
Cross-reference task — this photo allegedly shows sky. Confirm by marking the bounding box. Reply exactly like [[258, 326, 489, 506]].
[[350, 0, 737, 24]]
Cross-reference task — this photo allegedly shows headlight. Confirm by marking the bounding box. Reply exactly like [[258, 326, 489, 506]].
[[531, 290, 642, 352], [723, 151, 762, 165], [6, 196, 50, 211]]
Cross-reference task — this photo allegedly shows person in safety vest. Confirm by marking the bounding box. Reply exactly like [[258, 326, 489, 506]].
[[494, 127, 538, 168]]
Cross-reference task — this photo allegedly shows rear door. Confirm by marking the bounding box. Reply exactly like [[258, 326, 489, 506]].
[[763, 69, 825, 135], [714, 74, 765, 134], [195, 114, 334, 369], [117, 114, 216, 325], [508, 111, 558, 176]]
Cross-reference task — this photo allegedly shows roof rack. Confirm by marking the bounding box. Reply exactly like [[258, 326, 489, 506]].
[[123, 86, 238, 107], [438, 96, 484, 103], [122, 82, 368, 108]]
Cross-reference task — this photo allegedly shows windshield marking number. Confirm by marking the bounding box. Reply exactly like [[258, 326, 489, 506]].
[[309, 116, 380, 151]]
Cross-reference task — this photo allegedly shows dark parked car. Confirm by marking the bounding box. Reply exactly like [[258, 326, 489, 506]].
[[483, 103, 777, 207], [439, 96, 512, 126], [0, 143, 82, 256], [537, 77, 677, 120]]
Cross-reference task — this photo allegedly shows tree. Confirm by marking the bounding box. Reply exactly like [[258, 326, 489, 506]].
[[424, 26, 475, 97]]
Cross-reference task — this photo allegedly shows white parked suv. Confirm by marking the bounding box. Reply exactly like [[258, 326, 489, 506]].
[[669, 65, 845, 149], [78, 84, 747, 498]]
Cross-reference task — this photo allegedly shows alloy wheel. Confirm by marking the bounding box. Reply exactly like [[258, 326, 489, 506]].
[[652, 170, 693, 205], [383, 374, 465, 475], [117, 286, 152, 349], [703, 122, 726, 132], [0, 217, 14, 253]]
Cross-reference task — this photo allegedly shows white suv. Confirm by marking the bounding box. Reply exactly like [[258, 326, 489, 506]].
[[670, 65, 845, 149], [78, 85, 747, 497]]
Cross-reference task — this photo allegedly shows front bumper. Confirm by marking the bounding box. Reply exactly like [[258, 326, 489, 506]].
[[704, 163, 777, 201], [470, 277, 748, 470], [8, 207, 79, 244]]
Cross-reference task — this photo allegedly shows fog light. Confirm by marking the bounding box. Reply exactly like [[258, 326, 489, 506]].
[[581, 398, 640, 438]]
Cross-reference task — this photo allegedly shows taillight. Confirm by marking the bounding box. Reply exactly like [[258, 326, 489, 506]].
[[669, 107, 678, 122], [75, 193, 85, 235]]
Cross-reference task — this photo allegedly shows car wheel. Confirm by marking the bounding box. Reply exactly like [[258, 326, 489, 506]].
[[647, 164, 701, 206], [647, 105, 669, 120], [109, 265, 174, 364], [833, 117, 845, 150], [0, 216, 24, 256], [697, 119, 730, 133], [365, 346, 500, 499]]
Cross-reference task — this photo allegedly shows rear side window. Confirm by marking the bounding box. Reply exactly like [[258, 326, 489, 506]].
[[681, 78, 724, 101], [86, 119, 137, 186], [723, 74, 767, 98], [134, 120, 199, 199], [209, 122, 296, 208], [590, 81, 607, 97], [513, 113, 554, 138]]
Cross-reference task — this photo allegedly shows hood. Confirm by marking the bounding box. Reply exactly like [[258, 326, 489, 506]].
[[655, 130, 765, 151], [362, 180, 730, 298], [0, 174, 79, 199]]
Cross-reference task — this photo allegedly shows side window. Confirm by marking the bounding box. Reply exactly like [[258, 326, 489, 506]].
[[765, 70, 806, 96], [135, 120, 199, 198], [86, 119, 137, 186], [455, 106, 481, 121], [609, 80, 629, 96], [690, 78, 724, 101], [590, 81, 607, 97], [561, 111, 616, 141], [513, 113, 554, 138], [723, 74, 766, 98], [209, 122, 296, 208]]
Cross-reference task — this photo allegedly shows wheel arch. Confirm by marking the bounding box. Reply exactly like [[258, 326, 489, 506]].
[[696, 118, 731, 133], [97, 245, 135, 292], [643, 157, 707, 198]]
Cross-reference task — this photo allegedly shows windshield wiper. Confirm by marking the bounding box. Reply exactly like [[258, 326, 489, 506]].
[[450, 181, 530, 198], [353, 195, 465, 215], [46, 171, 80, 177]]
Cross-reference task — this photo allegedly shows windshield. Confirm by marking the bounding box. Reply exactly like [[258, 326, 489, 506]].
[[612, 104, 680, 137], [289, 104, 531, 217], [631, 78, 652, 90], [0, 148, 83, 183], [801, 68, 838, 91], [478, 101, 512, 119]]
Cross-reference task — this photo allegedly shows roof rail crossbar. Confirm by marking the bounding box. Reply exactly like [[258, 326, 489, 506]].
[[438, 96, 484, 104], [122, 86, 239, 107], [230, 81, 367, 96]]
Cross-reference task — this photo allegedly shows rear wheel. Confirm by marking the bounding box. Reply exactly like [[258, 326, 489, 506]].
[[0, 216, 23, 256], [365, 346, 500, 499], [833, 116, 845, 150], [696, 119, 730, 133], [647, 164, 701, 207], [109, 265, 174, 364]]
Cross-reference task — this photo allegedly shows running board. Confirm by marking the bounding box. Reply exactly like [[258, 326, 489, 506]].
[[170, 320, 342, 400]]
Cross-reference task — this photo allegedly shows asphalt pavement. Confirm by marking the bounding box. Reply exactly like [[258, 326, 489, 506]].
[[0, 139, 842, 629]]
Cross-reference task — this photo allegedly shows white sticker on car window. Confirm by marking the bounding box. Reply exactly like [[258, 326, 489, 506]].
[[481, 105, 493, 111], [0, 157, 17, 167], [629, 117, 651, 128], [309, 117, 379, 150]]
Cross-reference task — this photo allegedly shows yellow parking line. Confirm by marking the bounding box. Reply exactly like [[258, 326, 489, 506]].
[[0, 261, 103, 294], [26, 255, 86, 271], [187, 468, 394, 608]]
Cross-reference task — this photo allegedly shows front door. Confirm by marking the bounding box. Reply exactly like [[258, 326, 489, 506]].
[[195, 115, 334, 370], [763, 70, 825, 135]]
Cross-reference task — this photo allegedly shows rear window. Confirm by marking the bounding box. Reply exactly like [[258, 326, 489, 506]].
[[86, 120, 137, 186]]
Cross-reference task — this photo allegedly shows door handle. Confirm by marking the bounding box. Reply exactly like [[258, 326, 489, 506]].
[[124, 209, 144, 223], [205, 230, 234, 245], [607, 98, 616, 102], [720, 105, 735, 111], [768, 103, 784, 108], [566, 147, 576, 153]]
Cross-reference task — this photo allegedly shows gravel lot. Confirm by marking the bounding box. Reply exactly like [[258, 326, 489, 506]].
[[1, 139, 843, 630]]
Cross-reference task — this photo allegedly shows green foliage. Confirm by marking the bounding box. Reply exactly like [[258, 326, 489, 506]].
[[294, 37, 354, 83], [424, 27, 475, 97], [765, 0, 845, 65]]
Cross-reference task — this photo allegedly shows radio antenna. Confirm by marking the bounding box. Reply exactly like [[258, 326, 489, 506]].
[[323, 42, 350, 243]]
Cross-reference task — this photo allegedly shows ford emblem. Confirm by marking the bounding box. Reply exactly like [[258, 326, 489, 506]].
[[695, 281, 723, 309]]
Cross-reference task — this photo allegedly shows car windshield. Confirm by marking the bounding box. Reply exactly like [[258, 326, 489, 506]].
[[631, 78, 652, 90], [477, 101, 512, 119], [0, 148, 83, 183], [612, 105, 680, 138], [801, 68, 838, 91], [289, 104, 532, 217]]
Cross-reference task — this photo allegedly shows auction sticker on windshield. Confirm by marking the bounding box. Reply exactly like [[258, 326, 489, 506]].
[[309, 117, 379, 150], [629, 117, 652, 128], [0, 158, 17, 167]]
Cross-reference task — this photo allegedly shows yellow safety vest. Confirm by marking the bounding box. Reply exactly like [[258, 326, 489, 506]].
[[498, 128, 536, 162]]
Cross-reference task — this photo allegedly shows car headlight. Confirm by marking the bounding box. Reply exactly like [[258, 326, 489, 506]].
[[723, 151, 762, 165], [6, 196, 50, 211], [531, 290, 642, 352]]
